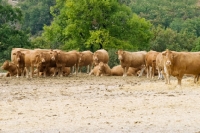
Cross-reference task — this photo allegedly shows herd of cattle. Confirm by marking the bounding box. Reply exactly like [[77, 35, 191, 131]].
[[1, 48, 200, 86]]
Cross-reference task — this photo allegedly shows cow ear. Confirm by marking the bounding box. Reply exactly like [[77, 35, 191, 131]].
[[123, 51, 125, 54], [162, 51, 166, 56], [115, 51, 118, 54], [13, 53, 16, 55]]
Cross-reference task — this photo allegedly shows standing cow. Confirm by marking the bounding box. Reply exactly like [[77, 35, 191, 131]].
[[156, 52, 165, 80], [162, 49, 200, 86], [93, 49, 109, 66], [78, 50, 93, 73], [12, 51, 25, 78], [145, 50, 160, 79], [51, 50, 79, 77], [115, 50, 147, 77]]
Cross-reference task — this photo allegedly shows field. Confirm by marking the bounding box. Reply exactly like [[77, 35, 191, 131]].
[[0, 73, 200, 133]]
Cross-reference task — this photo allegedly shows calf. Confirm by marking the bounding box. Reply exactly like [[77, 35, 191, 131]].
[[1, 60, 18, 77]]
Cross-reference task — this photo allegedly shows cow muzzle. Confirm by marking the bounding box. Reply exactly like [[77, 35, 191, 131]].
[[166, 60, 171, 66], [41, 58, 45, 63], [51, 56, 55, 61]]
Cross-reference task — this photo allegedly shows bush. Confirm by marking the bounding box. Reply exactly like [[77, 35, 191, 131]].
[[108, 49, 120, 68]]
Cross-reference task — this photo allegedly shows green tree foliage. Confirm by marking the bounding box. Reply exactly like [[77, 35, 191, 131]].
[[129, 0, 200, 51], [0, 0, 30, 61], [19, 0, 55, 35], [150, 26, 197, 52], [130, 0, 200, 29], [42, 0, 152, 51]]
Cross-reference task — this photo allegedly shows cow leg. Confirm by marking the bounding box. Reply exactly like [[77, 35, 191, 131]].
[[123, 67, 127, 77], [176, 75, 183, 87], [30, 66, 34, 78], [16, 67, 19, 78], [152, 66, 155, 79], [43, 67, 47, 78], [146, 66, 149, 78], [194, 75, 199, 83], [52, 67, 57, 77], [76, 64, 79, 76], [86, 65, 90, 74], [149, 66, 153, 79], [59, 67, 63, 77], [138, 66, 145, 77], [25, 67, 29, 78], [157, 68, 161, 79]]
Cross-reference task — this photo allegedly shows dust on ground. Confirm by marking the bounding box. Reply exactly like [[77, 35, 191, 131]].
[[0, 73, 200, 133]]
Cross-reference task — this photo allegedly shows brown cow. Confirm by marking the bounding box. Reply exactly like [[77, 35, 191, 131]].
[[93, 49, 109, 65], [111, 65, 144, 76], [115, 50, 147, 77], [156, 52, 165, 80], [111, 65, 123, 76], [145, 50, 160, 79], [11, 48, 30, 61], [51, 50, 79, 77], [37, 52, 52, 77], [89, 65, 101, 76], [162, 49, 200, 86], [1, 60, 18, 77], [12, 51, 25, 77], [97, 62, 111, 76], [23, 49, 43, 78], [78, 50, 93, 73]]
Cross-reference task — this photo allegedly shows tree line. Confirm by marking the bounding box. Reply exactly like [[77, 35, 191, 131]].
[[1, 0, 200, 64]]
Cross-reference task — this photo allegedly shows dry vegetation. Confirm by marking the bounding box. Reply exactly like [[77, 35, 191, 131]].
[[0, 73, 200, 132]]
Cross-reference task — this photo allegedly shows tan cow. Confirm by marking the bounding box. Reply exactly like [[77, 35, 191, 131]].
[[36, 51, 52, 77], [89, 65, 101, 76], [145, 50, 160, 79], [162, 49, 200, 86], [1, 60, 18, 77], [51, 50, 79, 77], [12, 51, 25, 77], [93, 49, 109, 66], [23, 49, 44, 78], [156, 52, 165, 80], [97, 62, 111, 76], [115, 50, 147, 77], [111, 65, 144, 76], [78, 50, 93, 73], [11, 48, 30, 61]]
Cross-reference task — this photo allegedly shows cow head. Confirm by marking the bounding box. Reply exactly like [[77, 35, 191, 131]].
[[116, 50, 125, 61], [162, 49, 173, 66], [98, 62, 105, 72], [1, 60, 9, 69], [39, 52, 46, 63], [50, 51, 57, 61], [93, 52, 99, 65], [13, 51, 25, 67]]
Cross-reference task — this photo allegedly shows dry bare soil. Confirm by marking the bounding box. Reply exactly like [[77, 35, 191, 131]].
[[0, 73, 200, 133]]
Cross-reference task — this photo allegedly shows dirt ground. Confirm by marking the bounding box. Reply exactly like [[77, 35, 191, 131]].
[[0, 73, 200, 133]]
